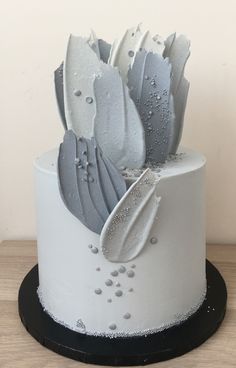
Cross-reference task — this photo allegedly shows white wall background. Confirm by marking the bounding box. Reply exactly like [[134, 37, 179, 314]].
[[1, 0, 236, 243]]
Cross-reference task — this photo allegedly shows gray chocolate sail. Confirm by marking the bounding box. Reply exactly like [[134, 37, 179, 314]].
[[58, 130, 126, 234], [54, 63, 67, 130], [164, 34, 190, 153], [128, 50, 174, 164], [98, 39, 111, 63]]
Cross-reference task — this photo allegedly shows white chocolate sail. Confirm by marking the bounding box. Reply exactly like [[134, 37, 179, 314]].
[[109, 25, 164, 81], [100, 169, 161, 262], [93, 63, 145, 169]]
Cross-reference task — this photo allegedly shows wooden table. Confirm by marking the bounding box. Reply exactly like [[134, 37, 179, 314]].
[[0, 241, 235, 367]]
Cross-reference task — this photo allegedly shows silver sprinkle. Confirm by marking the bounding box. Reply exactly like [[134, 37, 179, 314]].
[[115, 290, 123, 297], [74, 89, 82, 97], [111, 270, 118, 277], [88, 244, 93, 249], [123, 313, 131, 319], [91, 247, 98, 254], [86, 96, 93, 104], [107, 298, 112, 303], [115, 282, 121, 287], [105, 279, 113, 286], [119, 266, 126, 273], [109, 323, 117, 330], [95, 288, 102, 295], [127, 270, 135, 278], [96, 267, 100, 271], [150, 237, 158, 244], [128, 50, 134, 57]]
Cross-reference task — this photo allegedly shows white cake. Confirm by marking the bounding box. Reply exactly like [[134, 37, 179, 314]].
[[35, 148, 206, 336], [34, 26, 206, 338]]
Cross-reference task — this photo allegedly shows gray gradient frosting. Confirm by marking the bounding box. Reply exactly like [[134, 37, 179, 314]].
[[58, 130, 126, 234], [54, 62, 67, 130], [93, 63, 146, 169], [128, 50, 174, 164], [100, 169, 161, 262], [164, 34, 190, 153]]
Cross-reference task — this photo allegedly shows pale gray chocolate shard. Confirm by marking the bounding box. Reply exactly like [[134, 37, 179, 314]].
[[93, 63, 145, 169], [163, 33, 176, 59], [64, 35, 101, 138], [164, 34, 190, 95], [100, 169, 161, 262], [54, 62, 67, 130], [108, 25, 164, 82], [58, 130, 126, 234], [87, 30, 101, 58], [98, 39, 111, 63], [169, 77, 189, 153], [128, 50, 173, 163], [164, 34, 190, 154]]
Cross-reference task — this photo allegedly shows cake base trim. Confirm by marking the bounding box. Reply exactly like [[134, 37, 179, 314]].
[[18, 260, 226, 366], [36, 285, 207, 337]]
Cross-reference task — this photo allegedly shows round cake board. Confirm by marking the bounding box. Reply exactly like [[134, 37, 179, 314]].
[[18, 260, 227, 366]]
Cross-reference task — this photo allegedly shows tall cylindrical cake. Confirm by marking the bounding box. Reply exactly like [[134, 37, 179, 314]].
[[34, 26, 207, 338], [35, 148, 206, 336]]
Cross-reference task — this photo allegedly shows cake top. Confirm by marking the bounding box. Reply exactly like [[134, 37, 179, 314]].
[[52, 25, 191, 258]]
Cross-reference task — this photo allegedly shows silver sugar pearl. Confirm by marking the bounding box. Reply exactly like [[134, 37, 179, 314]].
[[119, 266, 126, 273], [123, 313, 131, 319], [94, 288, 102, 295], [115, 290, 123, 297], [86, 96, 93, 104], [127, 270, 135, 278], [105, 279, 113, 286]]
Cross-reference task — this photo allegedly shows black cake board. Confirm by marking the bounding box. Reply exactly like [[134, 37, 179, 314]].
[[18, 260, 227, 366]]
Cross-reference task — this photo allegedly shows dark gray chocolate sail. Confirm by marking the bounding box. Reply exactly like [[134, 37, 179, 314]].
[[58, 130, 126, 234], [54, 62, 67, 130], [98, 39, 111, 63], [128, 50, 174, 164]]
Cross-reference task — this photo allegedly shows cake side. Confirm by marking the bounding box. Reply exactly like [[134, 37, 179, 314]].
[[35, 148, 206, 336]]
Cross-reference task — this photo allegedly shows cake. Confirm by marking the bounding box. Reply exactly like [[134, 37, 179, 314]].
[[34, 26, 207, 338]]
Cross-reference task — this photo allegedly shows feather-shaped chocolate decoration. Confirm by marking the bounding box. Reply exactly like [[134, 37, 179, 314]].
[[164, 34, 190, 153], [58, 130, 126, 234], [93, 63, 145, 169], [88, 30, 101, 58], [64, 35, 101, 138], [100, 169, 161, 262], [128, 50, 174, 163], [54, 62, 67, 130], [108, 25, 164, 81], [168, 77, 189, 153], [98, 39, 111, 63]]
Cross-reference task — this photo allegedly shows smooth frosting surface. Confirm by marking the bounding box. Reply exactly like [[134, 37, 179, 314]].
[[35, 148, 206, 336]]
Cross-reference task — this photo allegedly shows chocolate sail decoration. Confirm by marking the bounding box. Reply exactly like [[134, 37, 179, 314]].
[[54, 63, 67, 130], [128, 50, 174, 164], [88, 30, 101, 58], [58, 131, 126, 234], [64, 35, 101, 138], [109, 25, 164, 81], [164, 34, 190, 154], [98, 39, 111, 63], [100, 169, 161, 262], [93, 63, 145, 169]]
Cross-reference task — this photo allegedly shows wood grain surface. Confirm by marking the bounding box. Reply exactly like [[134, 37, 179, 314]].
[[0, 241, 235, 368]]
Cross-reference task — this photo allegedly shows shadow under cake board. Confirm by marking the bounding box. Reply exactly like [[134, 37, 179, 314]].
[[18, 260, 227, 366]]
